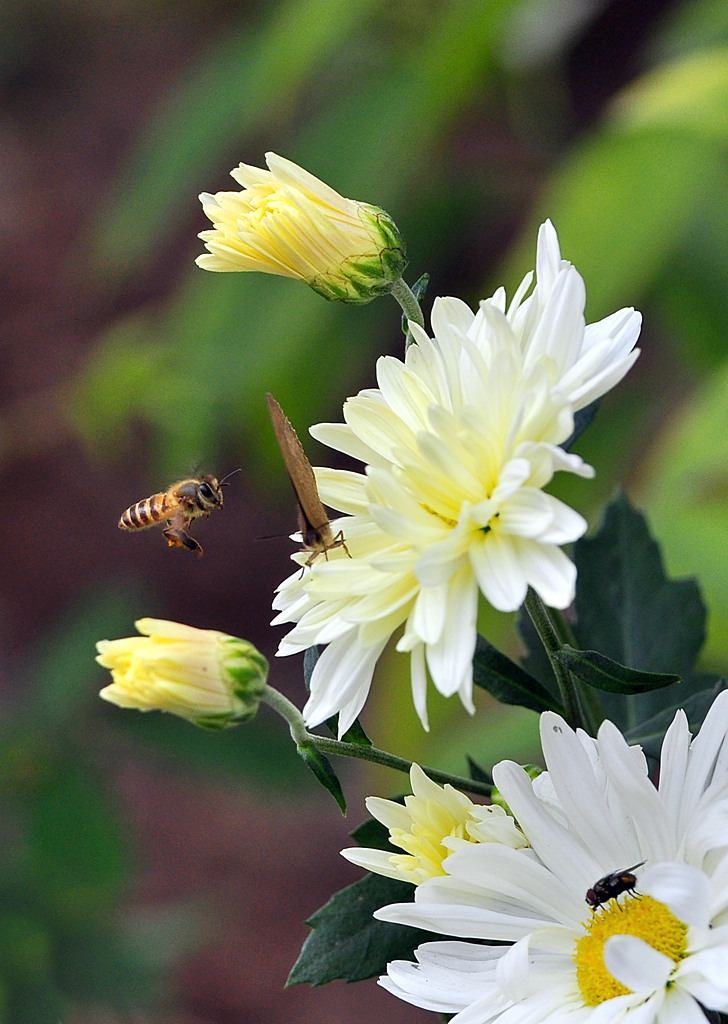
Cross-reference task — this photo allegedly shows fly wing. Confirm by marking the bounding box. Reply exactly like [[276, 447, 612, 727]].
[[266, 393, 333, 551]]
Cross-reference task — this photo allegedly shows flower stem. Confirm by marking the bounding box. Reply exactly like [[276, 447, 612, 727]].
[[390, 277, 425, 346], [261, 684, 491, 797], [524, 588, 603, 735]]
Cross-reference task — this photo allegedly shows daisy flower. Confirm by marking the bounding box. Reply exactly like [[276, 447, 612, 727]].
[[272, 222, 641, 736], [376, 692, 728, 1023]]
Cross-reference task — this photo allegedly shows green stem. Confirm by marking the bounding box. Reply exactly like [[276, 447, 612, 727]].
[[390, 277, 425, 346], [524, 588, 602, 734], [262, 684, 491, 798]]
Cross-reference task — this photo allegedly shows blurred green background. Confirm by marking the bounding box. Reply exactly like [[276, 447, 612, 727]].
[[1, 0, 727, 1020]]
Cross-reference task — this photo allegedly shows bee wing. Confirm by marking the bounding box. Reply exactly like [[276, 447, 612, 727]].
[[266, 393, 332, 548]]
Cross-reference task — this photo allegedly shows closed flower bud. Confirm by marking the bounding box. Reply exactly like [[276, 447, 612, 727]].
[[96, 618, 268, 730], [196, 152, 407, 304]]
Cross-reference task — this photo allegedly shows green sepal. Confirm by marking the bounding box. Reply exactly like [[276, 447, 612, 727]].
[[401, 273, 429, 335], [287, 873, 437, 986], [303, 645, 371, 746], [553, 646, 681, 694], [473, 635, 563, 714], [296, 741, 346, 815]]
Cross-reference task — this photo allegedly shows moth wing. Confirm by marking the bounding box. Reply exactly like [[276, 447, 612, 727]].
[[266, 393, 332, 546]]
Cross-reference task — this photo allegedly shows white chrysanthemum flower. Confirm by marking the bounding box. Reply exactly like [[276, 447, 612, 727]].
[[341, 764, 528, 885], [376, 693, 728, 1023], [272, 222, 640, 736]]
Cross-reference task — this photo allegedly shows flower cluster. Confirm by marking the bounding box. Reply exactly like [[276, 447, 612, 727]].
[[89, 149, 728, 1024], [272, 221, 641, 735], [368, 694, 728, 1023]]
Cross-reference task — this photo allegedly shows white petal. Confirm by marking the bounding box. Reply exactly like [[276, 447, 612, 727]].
[[604, 934, 674, 993], [470, 533, 528, 612], [425, 565, 477, 699], [676, 944, 728, 996], [492, 758, 598, 903], [656, 987, 709, 1024], [302, 633, 386, 734], [539, 711, 638, 868], [340, 847, 404, 881], [409, 641, 430, 730], [640, 862, 711, 928], [597, 719, 675, 860], [517, 540, 577, 610], [310, 420, 390, 468]]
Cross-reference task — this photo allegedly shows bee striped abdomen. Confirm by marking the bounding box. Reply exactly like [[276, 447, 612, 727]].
[[119, 493, 173, 530]]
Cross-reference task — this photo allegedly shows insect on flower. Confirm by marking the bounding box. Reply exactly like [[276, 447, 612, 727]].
[[585, 862, 645, 910], [118, 472, 239, 556], [266, 393, 349, 567]]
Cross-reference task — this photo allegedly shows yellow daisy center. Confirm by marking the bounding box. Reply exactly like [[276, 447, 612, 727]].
[[574, 895, 688, 1006]]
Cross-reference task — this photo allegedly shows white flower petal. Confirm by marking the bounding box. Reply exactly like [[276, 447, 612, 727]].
[[470, 533, 529, 612], [640, 862, 711, 928], [425, 566, 477, 700], [604, 934, 674, 993], [302, 633, 386, 735]]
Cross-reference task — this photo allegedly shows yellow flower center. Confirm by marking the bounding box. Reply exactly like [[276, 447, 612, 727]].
[[574, 896, 688, 1006]]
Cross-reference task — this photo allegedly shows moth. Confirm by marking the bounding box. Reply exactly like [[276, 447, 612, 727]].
[[266, 393, 349, 567]]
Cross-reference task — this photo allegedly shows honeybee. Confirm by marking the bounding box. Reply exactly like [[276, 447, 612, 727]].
[[585, 861, 645, 910], [118, 473, 236, 556], [266, 393, 349, 567]]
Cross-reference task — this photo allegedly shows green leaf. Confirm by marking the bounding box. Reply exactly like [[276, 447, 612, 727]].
[[304, 645, 371, 746], [287, 873, 435, 986], [574, 491, 705, 672], [466, 756, 493, 786], [623, 680, 727, 759], [573, 491, 706, 730], [553, 646, 681, 695], [473, 635, 563, 714], [637, 357, 728, 667], [349, 818, 397, 853], [297, 743, 346, 815]]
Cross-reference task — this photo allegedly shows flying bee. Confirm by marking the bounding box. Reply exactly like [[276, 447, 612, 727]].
[[266, 393, 349, 567], [585, 862, 645, 910], [118, 472, 237, 556]]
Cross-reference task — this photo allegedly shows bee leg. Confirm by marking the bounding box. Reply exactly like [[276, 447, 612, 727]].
[[163, 525, 203, 556]]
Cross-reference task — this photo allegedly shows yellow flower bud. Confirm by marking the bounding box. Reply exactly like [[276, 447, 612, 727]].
[[196, 152, 407, 304], [96, 618, 268, 730]]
